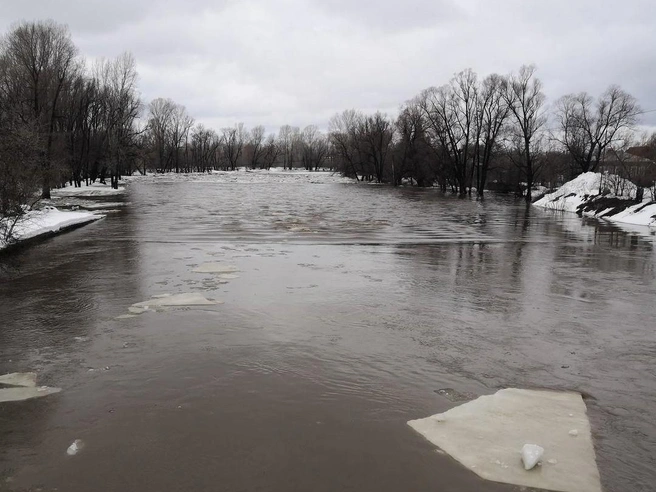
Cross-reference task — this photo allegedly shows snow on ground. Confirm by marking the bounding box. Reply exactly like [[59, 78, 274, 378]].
[[0, 206, 103, 250], [51, 181, 126, 196], [534, 172, 656, 228], [125, 168, 355, 185]]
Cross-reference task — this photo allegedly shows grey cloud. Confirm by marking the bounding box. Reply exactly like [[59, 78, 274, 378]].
[[0, 0, 151, 34], [1, 0, 654, 130], [314, 0, 466, 31]]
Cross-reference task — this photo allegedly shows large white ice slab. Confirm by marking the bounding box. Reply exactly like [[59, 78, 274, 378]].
[[0, 386, 62, 402], [0, 372, 37, 387], [408, 388, 602, 492]]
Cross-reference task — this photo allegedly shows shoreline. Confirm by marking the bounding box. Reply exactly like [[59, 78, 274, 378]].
[[0, 207, 104, 254], [533, 172, 656, 230]]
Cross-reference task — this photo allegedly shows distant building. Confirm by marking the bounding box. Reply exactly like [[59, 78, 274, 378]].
[[598, 146, 656, 186]]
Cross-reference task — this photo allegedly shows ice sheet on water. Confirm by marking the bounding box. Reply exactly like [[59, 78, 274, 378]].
[[0, 372, 37, 387], [124, 293, 223, 316], [192, 263, 240, 274], [408, 388, 601, 492], [66, 439, 84, 456], [0, 372, 61, 403], [0, 386, 62, 402]]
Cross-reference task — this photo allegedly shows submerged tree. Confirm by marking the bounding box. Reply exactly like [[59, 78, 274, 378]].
[[503, 65, 547, 202], [473, 74, 509, 197], [221, 123, 245, 171]]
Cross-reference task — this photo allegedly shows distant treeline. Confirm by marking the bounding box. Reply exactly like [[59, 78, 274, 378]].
[[2, 19, 655, 228]]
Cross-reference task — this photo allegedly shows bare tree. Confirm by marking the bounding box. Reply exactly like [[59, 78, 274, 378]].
[[246, 125, 266, 169], [190, 124, 220, 172], [0, 20, 79, 198], [261, 134, 281, 170], [329, 110, 364, 180], [555, 86, 640, 173], [393, 100, 434, 186], [94, 52, 142, 186], [0, 121, 43, 243], [419, 69, 478, 196], [359, 112, 394, 183], [221, 123, 245, 171], [148, 98, 175, 171], [168, 103, 194, 173], [503, 65, 547, 202], [277, 125, 301, 170], [474, 73, 509, 197], [299, 125, 329, 171]]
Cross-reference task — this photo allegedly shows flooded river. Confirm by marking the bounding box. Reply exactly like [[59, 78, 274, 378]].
[[1, 172, 655, 491]]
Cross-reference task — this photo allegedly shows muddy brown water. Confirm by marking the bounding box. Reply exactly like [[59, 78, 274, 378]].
[[1, 174, 655, 492]]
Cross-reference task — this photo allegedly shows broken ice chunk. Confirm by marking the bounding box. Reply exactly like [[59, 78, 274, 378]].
[[67, 439, 84, 456], [521, 444, 544, 470]]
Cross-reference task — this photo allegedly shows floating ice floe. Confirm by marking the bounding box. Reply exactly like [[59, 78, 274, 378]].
[[124, 292, 223, 315], [0, 372, 37, 387], [407, 388, 601, 492], [192, 263, 240, 274], [66, 439, 84, 456], [0, 372, 61, 403]]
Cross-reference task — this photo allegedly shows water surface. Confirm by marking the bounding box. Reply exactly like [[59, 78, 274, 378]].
[[1, 173, 655, 491]]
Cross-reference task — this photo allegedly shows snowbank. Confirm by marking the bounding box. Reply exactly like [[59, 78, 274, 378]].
[[1, 206, 103, 250], [126, 168, 355, 185], [51, 182, 126, 196], [534, 172, 656, 228]]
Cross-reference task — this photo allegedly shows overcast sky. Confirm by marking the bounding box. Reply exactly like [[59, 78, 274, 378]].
[[2, 0, 655, 133]]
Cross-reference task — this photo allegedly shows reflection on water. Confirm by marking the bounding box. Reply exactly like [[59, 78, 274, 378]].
[[1, 175, 655, 492]]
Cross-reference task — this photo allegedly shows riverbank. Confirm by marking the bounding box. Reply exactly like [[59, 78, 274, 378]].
[[122, 168, 355, 185], [533, 172, 656, 228], [51, 181, 126, 196], [0, 181, 129, 252], [0, 206, 104, 252]]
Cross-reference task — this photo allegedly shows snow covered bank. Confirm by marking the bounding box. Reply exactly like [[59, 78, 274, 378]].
[[1, 206, 103, 251], [51, 181, 126, 196], [534, 172, 656, 228], [125, 168, 355, 185]]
